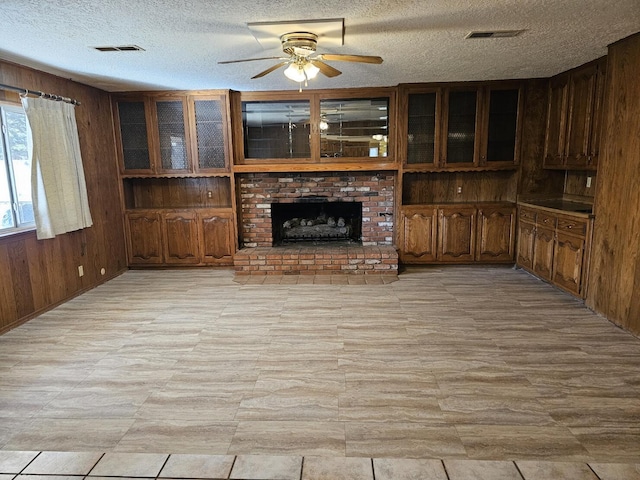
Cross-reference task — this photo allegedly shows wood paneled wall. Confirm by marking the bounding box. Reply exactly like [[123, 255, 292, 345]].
[[402, 171, 517, 204], [0, 61, 126, 332], [587, 33, 640, 335], [564, 171, 597, 198]]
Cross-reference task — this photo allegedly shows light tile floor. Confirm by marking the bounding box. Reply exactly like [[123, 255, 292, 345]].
[[1, 266, 640, 479], [1, 451, 640, 479]]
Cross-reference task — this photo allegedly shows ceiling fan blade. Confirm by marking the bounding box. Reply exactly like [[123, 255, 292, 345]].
[[218, 56, 283, 64], [318, 54, 383, 64], [251, 61, 289, 79], [311, 60, 342, 78]]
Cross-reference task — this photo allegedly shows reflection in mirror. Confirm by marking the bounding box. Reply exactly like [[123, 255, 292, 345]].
[[242, 100, 311, 159], [320, 98, 389, 158]]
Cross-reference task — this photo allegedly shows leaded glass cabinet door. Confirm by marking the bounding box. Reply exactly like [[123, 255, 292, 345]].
[[154, 97, 191, 173], [116, 100, 153, 173], [406, 91, 439, 166], [442, 89, 480, 167], [191, 95, 230, 172], [483, 87, 521, 165]]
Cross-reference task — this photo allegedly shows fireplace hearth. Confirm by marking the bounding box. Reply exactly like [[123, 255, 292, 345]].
[[271, 201, 362, 246]]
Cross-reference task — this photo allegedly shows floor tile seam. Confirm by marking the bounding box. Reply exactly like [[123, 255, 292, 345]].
[[586, 462, 605, 480], [110, 417, 140, 453]]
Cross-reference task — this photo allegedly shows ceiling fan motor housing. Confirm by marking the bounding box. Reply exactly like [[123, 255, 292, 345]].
[[281, 32, 318, 57]]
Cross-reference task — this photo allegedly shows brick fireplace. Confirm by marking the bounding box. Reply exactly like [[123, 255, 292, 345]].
[[235, 172, 398, 275]]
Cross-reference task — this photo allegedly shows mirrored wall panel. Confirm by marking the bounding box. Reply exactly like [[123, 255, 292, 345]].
[[242, 100, 311, 159], [320, 98, 389, 158]]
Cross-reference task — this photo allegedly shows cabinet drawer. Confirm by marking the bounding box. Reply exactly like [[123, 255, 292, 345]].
[[519, 207, 537, 223], [557, 216, 588, 236], [537, 213, 557, 228]]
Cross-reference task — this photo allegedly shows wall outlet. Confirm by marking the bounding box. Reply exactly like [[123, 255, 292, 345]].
[[78, 265, 84, 277], [207, 191, 213, 199], [586, 176, 592, 188], [457, 186, 463, 194]]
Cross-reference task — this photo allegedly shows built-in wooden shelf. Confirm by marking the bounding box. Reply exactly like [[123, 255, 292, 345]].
[[233, 162, 399, 173]]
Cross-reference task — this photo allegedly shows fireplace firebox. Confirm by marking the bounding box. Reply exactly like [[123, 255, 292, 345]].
[[271, 200, 362, 246]]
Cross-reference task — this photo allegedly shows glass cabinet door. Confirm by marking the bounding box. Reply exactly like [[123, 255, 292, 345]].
[[319, 98, 389, 158], [485, 88, 520, 163], [445, 90, 478, 165], [242, 100, 311, 159], [117, 101, 152, 172], [193, 97, 228, 171], [406, 92, 437, 165], [155, 99, 189, 172]]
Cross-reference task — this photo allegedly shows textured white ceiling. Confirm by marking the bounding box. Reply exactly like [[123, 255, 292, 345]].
[[0, 0, 638, 92]]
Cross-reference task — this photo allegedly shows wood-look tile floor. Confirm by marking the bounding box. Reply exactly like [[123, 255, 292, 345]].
[[1, 266, 639, 472]]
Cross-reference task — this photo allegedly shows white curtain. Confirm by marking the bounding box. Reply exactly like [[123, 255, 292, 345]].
[[22, 97, 92, 240]]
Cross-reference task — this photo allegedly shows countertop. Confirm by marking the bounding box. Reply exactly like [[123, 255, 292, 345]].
[[518, 198, 594, 217]]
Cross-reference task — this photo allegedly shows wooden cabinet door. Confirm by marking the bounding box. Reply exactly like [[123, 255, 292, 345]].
[[199, 212, 234, 264], [162, 212, 200, 264], [126, 212, 163, 265], [516, 220, 535, 271], [401, 209, 438, 262], [588, 59, 606, 169], [543, 75, 569, 168], [532, 226, 555, 281], [476, 206, 515, 262], [438, 207, 476, 262], [565, 64, 597, 168], [552, 231, 586, 296]]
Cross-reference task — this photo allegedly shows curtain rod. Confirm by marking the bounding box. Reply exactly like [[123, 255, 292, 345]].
[[0, 83, 81, 106]]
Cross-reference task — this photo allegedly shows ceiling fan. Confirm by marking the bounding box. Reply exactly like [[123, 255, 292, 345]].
[[218, 32, 383, 88]]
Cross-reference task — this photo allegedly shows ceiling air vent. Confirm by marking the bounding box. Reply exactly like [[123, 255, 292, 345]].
[[466, 30, 525, 39], [94, 45, 145, 52]]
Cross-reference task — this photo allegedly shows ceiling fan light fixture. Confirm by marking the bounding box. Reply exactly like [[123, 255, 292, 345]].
[[303, 62, 320, 80], [284, 63, 306, 82]]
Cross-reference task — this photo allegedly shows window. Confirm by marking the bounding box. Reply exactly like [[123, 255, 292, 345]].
[[0, 104, 33, 233]]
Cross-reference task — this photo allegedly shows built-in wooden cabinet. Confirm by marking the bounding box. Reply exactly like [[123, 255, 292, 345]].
[[126, 209, 234, 266], [163, 211, 200, 264], [515, 210, 535, 270], [438, 206, 476, 262], [441, 88, 479, 168], [532, 222, 555, 282], [121, 176, 236, 267], [553, 215, 590, 295], [114, 92, 232, 175], [200, 212, 235, 263], [114, 92, 236, 269], [400, 203, 515, 264], [543, 58, 606, 170], [126, 211, 164, 265], [476, 205, 517, 262], [234, 88, 396, 168], [401, 82, 523, 170], [516, 205, 593, 297], [402, 208, 438, 262]]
